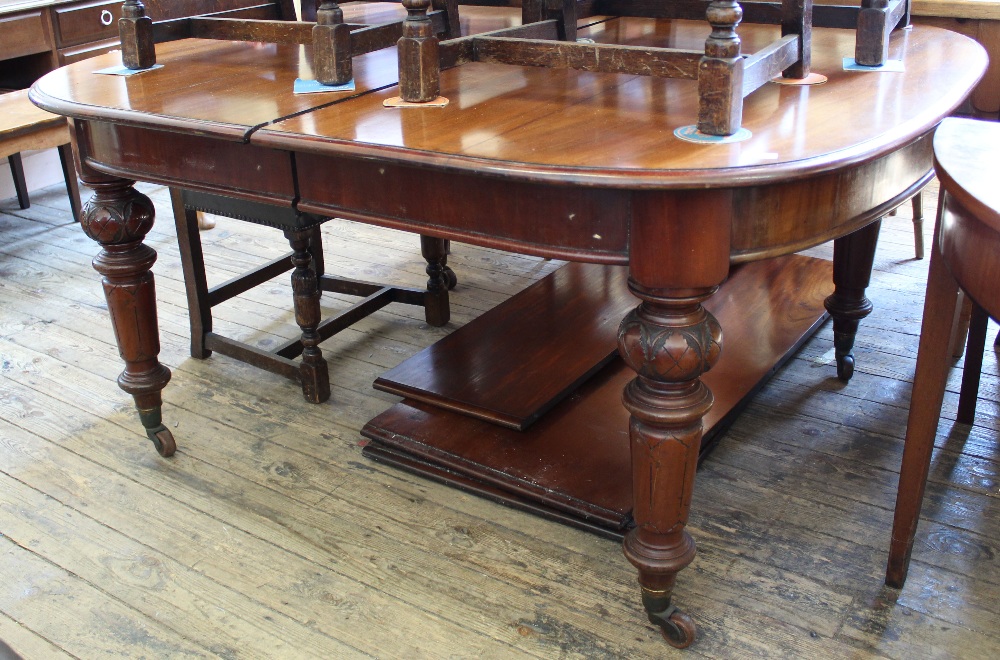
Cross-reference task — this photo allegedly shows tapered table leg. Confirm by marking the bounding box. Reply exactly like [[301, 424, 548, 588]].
[[79, 169, 174, 456], [825, 219, 882, 380]]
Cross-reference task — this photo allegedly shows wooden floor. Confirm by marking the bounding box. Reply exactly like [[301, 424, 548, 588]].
[[0, 178, 997, 659]]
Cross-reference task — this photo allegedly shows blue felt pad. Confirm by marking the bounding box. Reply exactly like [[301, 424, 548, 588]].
[[294, 78, 356, 94], [843, 58, 904, 72], [93, 64, 164, 76], [673, 125, 752, 144]]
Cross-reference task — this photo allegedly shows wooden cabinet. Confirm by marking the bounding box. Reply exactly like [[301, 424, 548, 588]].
[[51, 0, 121, 50], [0, 0, 295, 89], [911, 0, 1000, 115], [0, 9, 51, 61]]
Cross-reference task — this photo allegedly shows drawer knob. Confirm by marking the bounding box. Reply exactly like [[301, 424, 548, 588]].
[[100, 9, 114, 26]]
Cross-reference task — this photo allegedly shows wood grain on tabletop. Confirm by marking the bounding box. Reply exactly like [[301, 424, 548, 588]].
[[257, 21, 984, 183], [27, 5, 525, 138]]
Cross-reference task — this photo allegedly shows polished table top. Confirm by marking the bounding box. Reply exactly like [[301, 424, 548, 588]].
[[30, 17, 986, 267], [32, 18, 985, 185]]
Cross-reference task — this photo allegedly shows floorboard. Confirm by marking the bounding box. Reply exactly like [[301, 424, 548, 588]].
[[0, 177, 998, 658]]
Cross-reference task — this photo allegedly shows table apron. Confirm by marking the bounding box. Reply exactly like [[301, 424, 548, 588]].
[[294, 152, 633, 265], [730, 133, 934, 262], [77, 120, 298, 207], [73, 121, 932, 269]]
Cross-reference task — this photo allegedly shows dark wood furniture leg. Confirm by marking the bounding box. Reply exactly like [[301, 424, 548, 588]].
[[310, 225, 326, 279], [170, 188, 213, 359], [886, 207, 959, 588], [8, 153, 29, 209], [170, 190, 450, 402], [956, 302, 989, 424], [78, 167, 174, 456], [911, 191, 925, 259], [824, 219, 882, 380], [617, 191, 729, 648], [618, 286, 719, 648], [285, 226, 332, 403], [57, 143, 82, 223], [420, 234, 450, 326]]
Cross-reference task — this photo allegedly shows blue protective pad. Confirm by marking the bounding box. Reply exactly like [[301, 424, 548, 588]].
[[673, 125, 752, 144], [294, 78, 356, 94], [94, 64, 164, 76], [843, 58, 904, 72]]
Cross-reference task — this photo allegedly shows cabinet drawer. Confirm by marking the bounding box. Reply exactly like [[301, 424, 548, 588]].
[[58, 38, 121, 65], [52, 0, 123, 49], [0, 10, 51, 60]]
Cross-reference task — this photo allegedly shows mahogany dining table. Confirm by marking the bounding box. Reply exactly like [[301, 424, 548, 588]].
[[29, 10, 986, 647]]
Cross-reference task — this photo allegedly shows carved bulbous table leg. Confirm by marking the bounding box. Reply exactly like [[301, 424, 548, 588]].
[[617, 285, 722, 648], [824, 219, 881, 380], [420, 235, 451, 327], [80, 171, 174, 456]]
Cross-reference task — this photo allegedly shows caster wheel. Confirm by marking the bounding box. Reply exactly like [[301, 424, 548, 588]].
[[837, 354, 855, 381], [444, 266, 458, 290], [659, 610, 696, 649], [150, 428, 176, 457]]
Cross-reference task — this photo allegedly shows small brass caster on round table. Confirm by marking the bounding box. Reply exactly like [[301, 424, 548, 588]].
[[148, 427, 176, 457]]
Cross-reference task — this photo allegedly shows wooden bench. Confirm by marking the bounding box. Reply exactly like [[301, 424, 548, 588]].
[[1, 88, 81, 222], [912, 0, 1000, 115]]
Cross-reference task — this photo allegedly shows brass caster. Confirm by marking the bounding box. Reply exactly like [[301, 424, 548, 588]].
[[836, 353, 855, 381], [658, 609, 696, 649], [147, 426, 176, 457], [646, 598, 696, 649]]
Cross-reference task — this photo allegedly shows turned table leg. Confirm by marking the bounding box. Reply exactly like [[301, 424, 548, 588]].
[[420, 234, 451, 327], [825, 219, 881, 381], [285, 227, 331, 403], [617, 285, 721, 648], [79, 170, 174, 456], [618, 189, 730, 647]]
